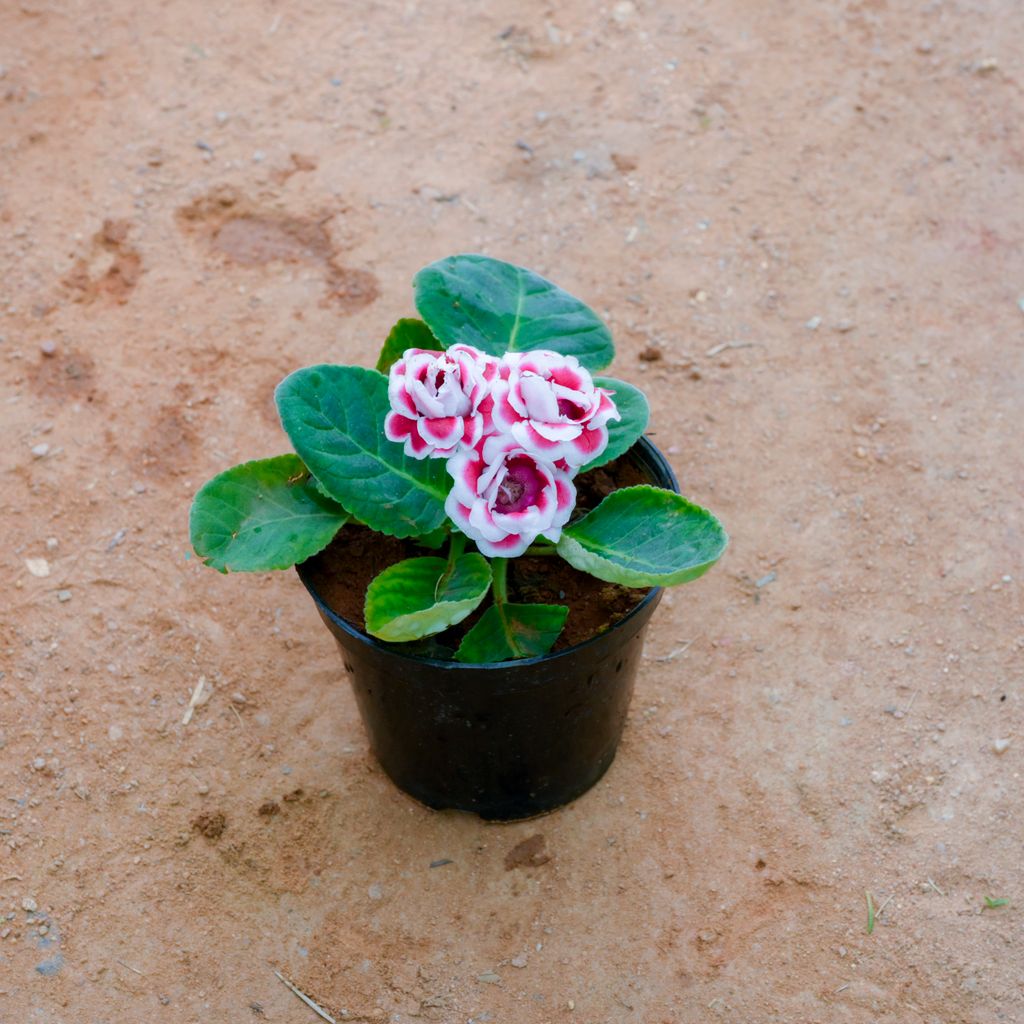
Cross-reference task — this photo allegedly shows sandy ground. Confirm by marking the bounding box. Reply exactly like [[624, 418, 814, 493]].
[[2, 1, 1023, 1021]]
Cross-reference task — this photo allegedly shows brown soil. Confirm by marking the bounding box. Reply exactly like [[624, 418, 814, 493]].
[[504, 833, 552, 870], [2, 3, 1022, 1022], [190, 809, 227, 840], [302, 452, 650, 652]]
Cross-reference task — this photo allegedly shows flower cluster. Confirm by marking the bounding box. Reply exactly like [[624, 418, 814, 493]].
[[386, 346, 620, 557]]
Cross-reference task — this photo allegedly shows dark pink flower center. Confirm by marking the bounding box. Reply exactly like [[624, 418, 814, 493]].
[[557, 397, 587, 421], [494, 457, 544, 513]]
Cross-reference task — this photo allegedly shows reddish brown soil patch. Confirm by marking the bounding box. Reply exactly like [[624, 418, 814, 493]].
[[135, 406, 199, 478], [26, 346, 98, 401], [504, 833, 551, 870], [212, 215, 332, 265], [192, 811, 227, 840], [63, 218, 142, 304], [177, 189, 378, 311], [325, 265, 380, 312]]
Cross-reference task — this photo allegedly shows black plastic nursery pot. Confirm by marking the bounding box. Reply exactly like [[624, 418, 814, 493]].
[[296, 437, 679, 821]]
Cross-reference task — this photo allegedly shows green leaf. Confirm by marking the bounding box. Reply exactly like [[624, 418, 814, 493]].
[[455, 602, 569, 663], [189, 455, 348, 573], [413, 524, 450, 550], [866, 891, 876, 935], [275, 365, 450, 539], [557, 485, 728, 587], [581, 377, 650, 472], [983, 896, 1010, 909], [364, 554, 492, 642], [375, 317, 439, 374], [414, 254, 614, 371]]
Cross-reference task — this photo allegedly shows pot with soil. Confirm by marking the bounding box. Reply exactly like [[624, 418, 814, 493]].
[[189, 255, 728, 819], [297, 439, 675, 819]]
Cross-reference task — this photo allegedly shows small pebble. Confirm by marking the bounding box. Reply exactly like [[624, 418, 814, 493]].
[[197, 782, 210, 795], [24, 557, 50, 578], [368, 883, 383, 900], [612, 0, 636, 21], [992, 738, 1011, 754], [805, 315, 822, 330], [476, 971, 501, 984], [39, 340, 57, 357], [215, 110, 230, 125], [834, 320, 856, 334], [31, 443, 50, 458], [22, 897, 37, 912], [35, 954, 63, 977], [45, 537, 58, 550], [32, 757, 46, 770], [57, 589, 72, 603], [132, 481, 147, 494], [511, 954, 528, 969], [230, 692, 247, 705], [37, 924, 48, 936], [0, 927, 9, 939]]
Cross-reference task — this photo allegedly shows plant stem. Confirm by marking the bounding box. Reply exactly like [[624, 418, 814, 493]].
[[524, 543, 558, 556], [446, 531, 466, 568], [436, 533, 467, 597], [491, 558, 509, 604]]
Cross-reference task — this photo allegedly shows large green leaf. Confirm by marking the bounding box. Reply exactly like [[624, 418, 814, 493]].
[[364, 555, 492, 642], [375, 317, 439, 374], [414, 254, 614, 371], [557, 485, 727, 587], [275, 365, 450, 539], [581, 376, 650, 472], [455, 602, 569, 663], [189, 455, 348, 573]]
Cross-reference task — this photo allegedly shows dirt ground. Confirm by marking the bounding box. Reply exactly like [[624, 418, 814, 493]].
[[1, 1, 1022, 1021]]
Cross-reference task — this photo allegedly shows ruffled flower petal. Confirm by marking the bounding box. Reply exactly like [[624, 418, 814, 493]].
[[386, 345, 497, 459], [482, 350, 619, 467]]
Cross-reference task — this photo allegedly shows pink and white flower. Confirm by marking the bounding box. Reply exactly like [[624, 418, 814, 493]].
[[490, 351, 619, 468], [445, 435, 576, 558], [384, 344, 499, 459]]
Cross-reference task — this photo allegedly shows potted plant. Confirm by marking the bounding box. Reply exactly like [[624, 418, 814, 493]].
[[189, 255, 727, 820]]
